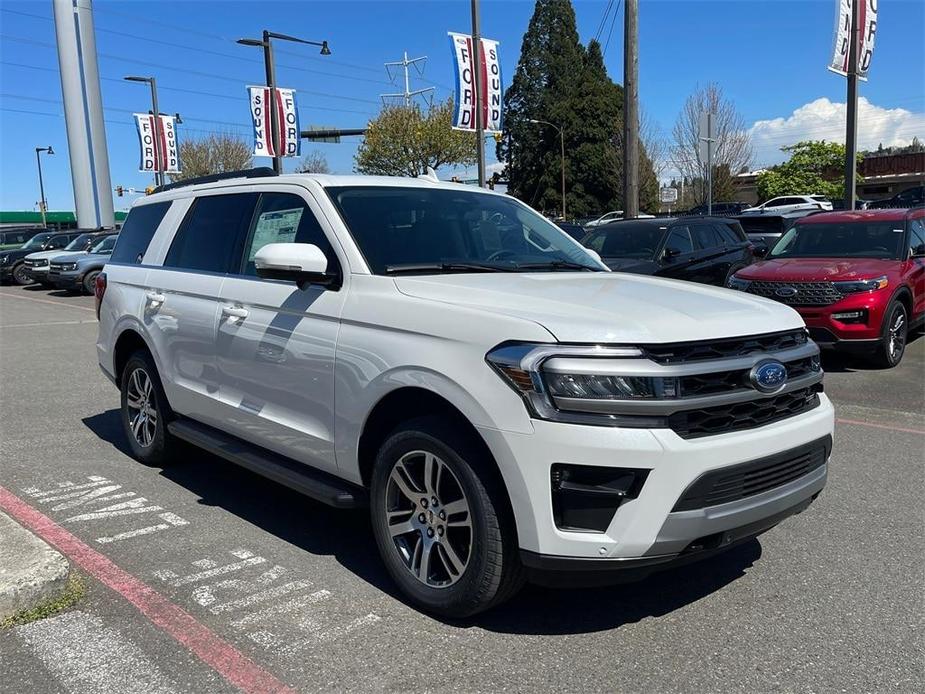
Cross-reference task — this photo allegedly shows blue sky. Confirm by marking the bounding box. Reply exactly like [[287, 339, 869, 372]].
[[1, 0, 923, 212]]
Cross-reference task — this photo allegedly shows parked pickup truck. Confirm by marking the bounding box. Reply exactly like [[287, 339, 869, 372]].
[[96, 169, 834, 616]]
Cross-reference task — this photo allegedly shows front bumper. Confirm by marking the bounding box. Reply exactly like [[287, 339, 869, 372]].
[[48, 270, 83, 290], [794, 293, 890, 349], [23, 266, 51, 282], [478, 393, 834, 562]]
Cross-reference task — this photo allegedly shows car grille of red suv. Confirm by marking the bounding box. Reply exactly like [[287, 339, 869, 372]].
[[745, 281, 842, 306]]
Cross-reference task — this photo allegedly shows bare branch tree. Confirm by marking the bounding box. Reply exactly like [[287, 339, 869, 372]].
[[168, 133, 252, 182], [640, 108, 668, 180], [670, 83, 752, 203], [296, 150, 330, 174]]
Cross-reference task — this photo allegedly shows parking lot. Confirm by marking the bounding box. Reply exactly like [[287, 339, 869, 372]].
[[1, 282, 922, 693]]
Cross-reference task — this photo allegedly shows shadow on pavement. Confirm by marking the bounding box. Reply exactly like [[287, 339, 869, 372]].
[[820, 329, 922, 373], [83, 407, 761, 635]]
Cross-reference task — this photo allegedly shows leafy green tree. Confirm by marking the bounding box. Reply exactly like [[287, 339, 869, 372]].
[[756, 140, 862, 201], [355, 98, 476, 177]]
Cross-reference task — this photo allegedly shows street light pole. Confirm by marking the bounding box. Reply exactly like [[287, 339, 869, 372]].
[[238, 32, 331, 175], [622, 0, 640, 218], [528, 119, 566, 219], [124, 75, 163, 187], [35, 146, 54, 229], [843, 0, 861, 210]]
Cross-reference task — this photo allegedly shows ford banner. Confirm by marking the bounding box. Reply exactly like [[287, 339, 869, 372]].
[[247, 86, 301, 158], [133, 113, 181, 174], [828, 0, 878, 80], [448, 32, 502, 133]]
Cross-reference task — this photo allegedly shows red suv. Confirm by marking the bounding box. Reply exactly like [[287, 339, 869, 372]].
[[728, 208, 925, 367]]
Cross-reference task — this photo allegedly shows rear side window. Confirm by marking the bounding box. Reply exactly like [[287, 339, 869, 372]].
[[715, 223, 743, 244], [165, 194, 258, 273], [665, 226, 693, 254], [238, 193, 337, 276], [111, 202, 171, 264], [692, 224, 722, 250]]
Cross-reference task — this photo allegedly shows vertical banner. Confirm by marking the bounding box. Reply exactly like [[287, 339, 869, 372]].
[[247, 86, 301, 158], [828, 0, 877, 80], [133, 113, 181, 173], [448, 32, 502, 133]]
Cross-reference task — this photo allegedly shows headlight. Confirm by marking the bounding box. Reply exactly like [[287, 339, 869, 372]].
[[727, 275, 751, 290], [60, 263, 78, 271], [486, 343, 671, 426], [0, 255, 8, 265], [833, 275, 888, 294]]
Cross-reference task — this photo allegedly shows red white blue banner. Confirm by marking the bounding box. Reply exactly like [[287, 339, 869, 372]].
[[828, 0, 878, 80], [247, 86, 301, 158], [133, 114, 180, 173], [448, 32, 502, 133]]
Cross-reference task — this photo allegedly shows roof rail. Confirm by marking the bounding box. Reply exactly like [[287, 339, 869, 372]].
[[152, 167, 277, 194]]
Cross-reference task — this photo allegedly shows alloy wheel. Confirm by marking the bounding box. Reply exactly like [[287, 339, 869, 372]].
[[13, 264, 31, 285], [384, 450, 472, 588], [888, 306, 906, 361], [125, 367, 157, 448]]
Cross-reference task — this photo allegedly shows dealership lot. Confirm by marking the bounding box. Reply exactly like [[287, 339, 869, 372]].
[[1, 284, 922, 693]]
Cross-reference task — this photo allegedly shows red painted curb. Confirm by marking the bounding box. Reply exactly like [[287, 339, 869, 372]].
[[0, 485, 297, 694]]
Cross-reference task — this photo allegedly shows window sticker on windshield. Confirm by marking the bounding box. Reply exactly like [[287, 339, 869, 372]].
[[248, 207, 304, 260]]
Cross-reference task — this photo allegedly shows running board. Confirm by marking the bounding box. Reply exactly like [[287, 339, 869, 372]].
[[167, 418, 367, 509]]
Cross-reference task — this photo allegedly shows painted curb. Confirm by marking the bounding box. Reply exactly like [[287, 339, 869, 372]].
[[0, 509, 70, 621]]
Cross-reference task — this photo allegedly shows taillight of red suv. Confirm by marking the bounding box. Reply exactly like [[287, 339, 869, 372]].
[[94, 271, 107, 320]]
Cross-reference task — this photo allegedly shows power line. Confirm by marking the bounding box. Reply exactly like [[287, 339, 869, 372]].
[[602, 0, 623, 55], [593, 0, 615, 44]]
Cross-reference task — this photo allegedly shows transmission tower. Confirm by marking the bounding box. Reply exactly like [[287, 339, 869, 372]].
[[380, 51, 434, 107]]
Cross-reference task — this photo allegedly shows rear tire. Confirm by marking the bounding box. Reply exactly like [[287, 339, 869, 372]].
[[12, 263, 31, 286], [120, 350, 177, 466], [872, 300, 907, 368], [370, 417, 523, 618]]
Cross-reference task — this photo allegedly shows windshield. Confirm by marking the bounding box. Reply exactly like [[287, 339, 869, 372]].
[[584, 223, 665, 259], [90, 235, 117, 253], [64, 233, 94, 251], [771, 221, 905, 259], [327, 186, 603, 274], [23, 233, 53, 249]]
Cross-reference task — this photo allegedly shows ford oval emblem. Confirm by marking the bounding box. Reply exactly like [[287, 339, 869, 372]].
[[775, 286, 798, 298], [750, 360, 788, 393]]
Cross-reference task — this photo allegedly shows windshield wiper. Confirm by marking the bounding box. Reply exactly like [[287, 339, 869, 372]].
[[384, 262, 516, 275], [513, 260, 600, 272]]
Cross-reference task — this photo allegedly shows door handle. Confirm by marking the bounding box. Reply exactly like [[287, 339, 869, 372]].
[[222, 305, 249, 320], [145, 291, 166, 306]]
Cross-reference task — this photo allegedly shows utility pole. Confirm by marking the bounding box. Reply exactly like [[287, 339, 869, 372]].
[[124, 76, 163, 187], [470, 0, 486, 188], [622, 0, 639, 217], [35, 146, 54, 229], [238, 31, 331, 174], [843, 0, 861, 210], [381, 52, 434, 107]]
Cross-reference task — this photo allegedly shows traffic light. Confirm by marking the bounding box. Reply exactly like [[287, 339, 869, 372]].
[[115, 185, 123, 197], [493, 131, 503, 143], [145, 186, 156, 195]]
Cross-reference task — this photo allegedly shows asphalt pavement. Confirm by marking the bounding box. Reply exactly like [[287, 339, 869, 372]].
[[1, 283, 922, 694]]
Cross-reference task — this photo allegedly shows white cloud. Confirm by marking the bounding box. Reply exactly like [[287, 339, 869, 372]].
[[748, 97, 925, 166]]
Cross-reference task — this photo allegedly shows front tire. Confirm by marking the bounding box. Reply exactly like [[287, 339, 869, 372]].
[[82, 270, 100, 296], [120, 350, 176, 466], [12, 263, 32, 286], [370, 417, 523, 618], [872, 300, 907, 368]]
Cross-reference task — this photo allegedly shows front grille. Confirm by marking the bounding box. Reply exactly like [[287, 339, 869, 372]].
[[25, 259, 48, 268], [672, 436, 831, 511], [642, 329, 807, 364], [678, 355, 819, 398], [746, 281, 842, 306], [668, 386, 822, 439]]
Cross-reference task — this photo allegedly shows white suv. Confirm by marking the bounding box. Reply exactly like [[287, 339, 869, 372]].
[[96, 170, 834, 617], [743, 195, 833, 214]]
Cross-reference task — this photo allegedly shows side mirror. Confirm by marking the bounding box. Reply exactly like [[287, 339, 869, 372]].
[[753, 243, 769, 258], [254, 243, 340, 290], [912, 243, 925, 258], [662, 247, 681, 261]]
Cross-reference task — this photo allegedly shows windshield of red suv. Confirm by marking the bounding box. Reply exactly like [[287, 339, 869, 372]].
[[770, 220, 905, 260], [327, 186, 603, 274]]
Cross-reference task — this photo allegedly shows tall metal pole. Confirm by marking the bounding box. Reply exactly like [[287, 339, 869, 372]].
[[622, 0, 639, 217], [470, 0, 485, 188], [560, 128, 566, 220], [706, 121, 713, 216], [263, 30, 282, 174], [35, 149, 48, 229], [148, 78, 164, 188], [844, 0, 861, 210]]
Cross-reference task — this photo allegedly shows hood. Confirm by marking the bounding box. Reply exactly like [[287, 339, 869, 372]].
[[26, 249, 85, 261], [394, 272, 803, 344], [736, 257, 898, 282], [50, 251, 91, 263], [74, 252, 110, 266], [603, 257, 659, 274], [2, 248, 34, 263]]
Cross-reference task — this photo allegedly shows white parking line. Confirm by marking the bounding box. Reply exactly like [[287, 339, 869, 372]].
[[0, 292, 96, 312], [15, 611, 181, 694]]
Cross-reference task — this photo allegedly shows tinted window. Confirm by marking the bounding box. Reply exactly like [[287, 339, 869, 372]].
[[111, 202, 171, 264], [771, 221, 905, 259], [64, 233, 95, 251], [238, 193, 337, 276], [715, 223, 742, 244], [665, 226, 693, 254], [692, 224, 722, 250], [46, 235, 71, 249], [165, 194, 258, 273], [328, 186, 599, 274], [91, 235, 117, 253], [909, 219, 925, 254], [584, 223, 664, 259]]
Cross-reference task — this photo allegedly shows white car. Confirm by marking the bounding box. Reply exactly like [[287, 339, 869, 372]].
[[743, 195, 832, 214], [96, 171, 833, 617], [585, 211, 624, 228]]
